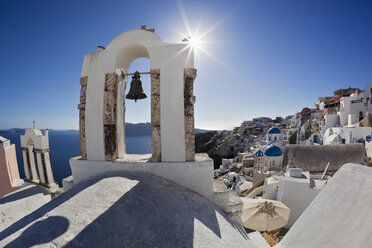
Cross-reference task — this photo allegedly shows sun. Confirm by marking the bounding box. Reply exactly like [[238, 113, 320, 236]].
[[175, 0, 226, 66], [188, 36, 201, 49], [182, 36, 202, 50]]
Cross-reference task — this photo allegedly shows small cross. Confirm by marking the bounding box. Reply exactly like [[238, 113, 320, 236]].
[[33, 120, 36, 129]]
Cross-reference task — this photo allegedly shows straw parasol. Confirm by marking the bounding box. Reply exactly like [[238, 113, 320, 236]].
[[240, 198, 290, 231]]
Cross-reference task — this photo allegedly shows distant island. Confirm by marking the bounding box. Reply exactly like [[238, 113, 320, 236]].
[[0, 123, 212, 137]]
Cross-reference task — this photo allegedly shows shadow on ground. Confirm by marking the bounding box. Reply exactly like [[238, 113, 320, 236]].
[[0, 185, 48, 205], [1, 171, 249, 247], [4, 216, 69, 248]]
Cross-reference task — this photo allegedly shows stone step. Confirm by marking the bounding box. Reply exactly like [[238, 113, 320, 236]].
[[211, 180, 230, 208], [211, 179, 243, 223]]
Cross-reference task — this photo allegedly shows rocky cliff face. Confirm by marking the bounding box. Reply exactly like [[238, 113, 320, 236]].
[[195, 132, 235, 169]]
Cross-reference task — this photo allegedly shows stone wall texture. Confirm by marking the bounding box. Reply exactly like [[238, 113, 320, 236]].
[[150, 69, 161, 161], [78, 77, 88, 159], [184, 68, 197, 161], [282, 144, 367, 172], [103, 73, 118, 160], [360, 113, 372, 127]]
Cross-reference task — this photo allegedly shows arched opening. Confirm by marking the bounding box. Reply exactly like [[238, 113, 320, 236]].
[[113, 43, 155, 159], [124, 58, 152, 155]]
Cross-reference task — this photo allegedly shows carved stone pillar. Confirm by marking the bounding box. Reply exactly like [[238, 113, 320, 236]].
[[35, 152, 46, 184], [103, 73, 118, 160], [21, 148, 31, 180], [184, 68, 197, 161], [150, 69, 161, 162], [121, 76, 127, 156], [78, 76, 88, 159], [28, 146, 39, 183], [43, 151, 55, 186]]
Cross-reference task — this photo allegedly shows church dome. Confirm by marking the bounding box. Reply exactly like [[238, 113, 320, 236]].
[[264, 145, 283, 157], [268, 127, 281, 134]]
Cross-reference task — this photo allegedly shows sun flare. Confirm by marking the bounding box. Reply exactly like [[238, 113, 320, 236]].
[[183, 35, 202, 50], [175, 0, 226, 66]]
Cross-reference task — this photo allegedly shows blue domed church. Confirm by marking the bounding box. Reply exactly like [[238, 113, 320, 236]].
[[266, 127, 283, 145], [262, 144, 284, 172]]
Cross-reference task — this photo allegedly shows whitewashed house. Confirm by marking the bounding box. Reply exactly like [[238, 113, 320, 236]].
[[323, 126, 371, 145], [276, 168, 327, 228], [320, 114, 340, 134], [338, 83, 372, 126]]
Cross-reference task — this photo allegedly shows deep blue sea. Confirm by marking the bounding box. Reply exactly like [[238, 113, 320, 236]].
[[1, 131, 151, 187]]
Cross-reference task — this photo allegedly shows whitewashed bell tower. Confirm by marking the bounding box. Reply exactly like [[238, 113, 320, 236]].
[[68, 27, 214, 199], [20, 125, 59, 193]]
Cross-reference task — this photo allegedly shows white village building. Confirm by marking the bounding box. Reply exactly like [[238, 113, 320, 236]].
[[338, 83, 372, 126], [262, 168, 327, 228], [323, 126, 371, 145]]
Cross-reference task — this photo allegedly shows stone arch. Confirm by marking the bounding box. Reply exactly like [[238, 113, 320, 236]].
[[102, 42, 160, 161], [80, 29, 195, 162], [115, 43, 151, 159], [115, 43, 150, 69], [27, 137, 34, 146]]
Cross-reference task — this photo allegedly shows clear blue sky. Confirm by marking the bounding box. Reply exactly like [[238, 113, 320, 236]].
[[1, 0, 372, 130]]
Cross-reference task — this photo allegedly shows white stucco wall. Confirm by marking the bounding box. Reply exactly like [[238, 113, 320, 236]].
[[20, 129, 49, 149], [339, 93, 365, 126], [266, 133, 283, 145], [277, 172, 322, 228], [277, 163, 372, 248], [69, 154, 213, 199], [365, 141, 372, 159], [262, 176, 280, 200], [263, 155, 283, 172], [323, 126, 371, 145], [338, 83, 372, 127], [81, 30, 194, 162], [347, 113, 359, 126]]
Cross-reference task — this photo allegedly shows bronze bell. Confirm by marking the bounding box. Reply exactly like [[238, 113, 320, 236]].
[[126, 71, 147, 102]]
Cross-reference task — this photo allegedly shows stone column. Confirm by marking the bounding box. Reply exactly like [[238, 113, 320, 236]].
[[103, 73, 118, 160], [151, 69, 161, 162], [28, 146, 39, 183], [21, 148, 31, 180], [116, 73, 127, 158], [78, 76, 88, 159], [35, 151, 46, 184], [184, 68, 197, 161], [43, 152, 55, 186]]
